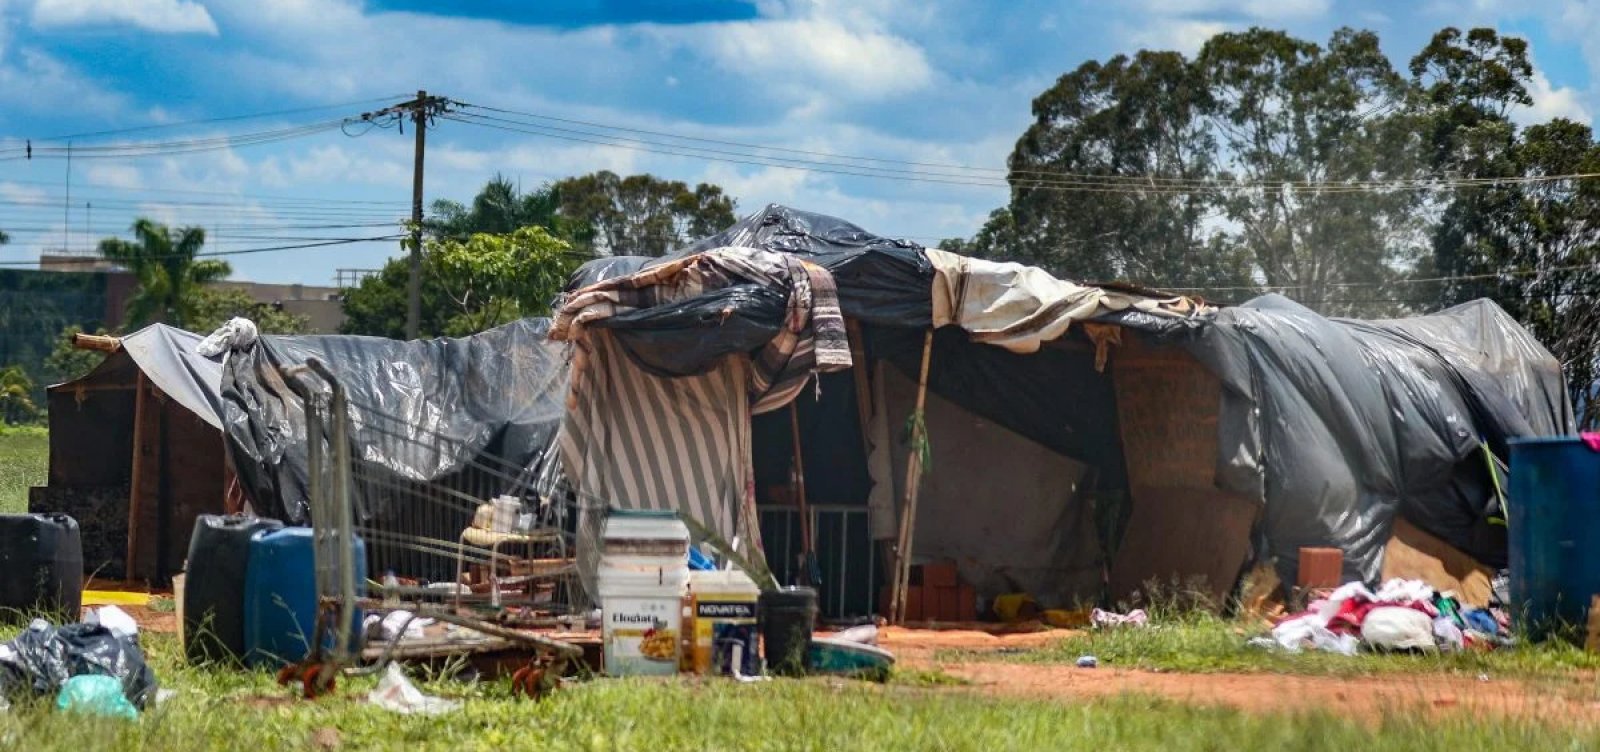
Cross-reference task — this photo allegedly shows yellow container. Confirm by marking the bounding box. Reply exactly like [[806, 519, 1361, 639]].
[[687, 570, 760, 675]]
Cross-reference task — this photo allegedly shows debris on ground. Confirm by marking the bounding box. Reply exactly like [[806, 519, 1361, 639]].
[[366, 663, 461, 715], [56, 675, 139, 720], [1090, 608, 1148, 629], [1260, 578, 1512, 655], [0, 618, 157, 710], [1075, 655, 1099, 668]]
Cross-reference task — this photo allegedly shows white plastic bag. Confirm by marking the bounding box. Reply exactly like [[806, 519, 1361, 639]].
[[367, 663, 460, 715], [196, 317, 258, 357], [84, 606, 139, 640], [1269, 616, 1359, 656], [1361, 607, 1437, 651]]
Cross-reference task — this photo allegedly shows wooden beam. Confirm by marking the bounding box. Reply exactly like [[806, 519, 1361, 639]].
[[846, 318, 872, 446], [890, 329, 934, 625], [72, 332, 121, 352], [125, 371, 149, 583], [788, 402, 814, 585]]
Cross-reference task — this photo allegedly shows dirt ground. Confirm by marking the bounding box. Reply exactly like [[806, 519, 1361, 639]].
[[107, 601, 1600, 721], [875, 626, 1600, 721]]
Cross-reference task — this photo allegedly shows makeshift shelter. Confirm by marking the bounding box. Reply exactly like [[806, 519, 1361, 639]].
[[30, 325, 232, 581], [554, 204, 1573, 618], [33, 319, 574, 586]]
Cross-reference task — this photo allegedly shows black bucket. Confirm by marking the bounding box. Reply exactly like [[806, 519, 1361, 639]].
[[759, 586, 817, 676], [0, 513, 83, 621], [183, 514, 283, 663]]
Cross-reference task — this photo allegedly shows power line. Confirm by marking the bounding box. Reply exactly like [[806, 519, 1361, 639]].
[[0, 235, 404, 267], [453, 102, 1600, 194], [15, 95, 412, 144]]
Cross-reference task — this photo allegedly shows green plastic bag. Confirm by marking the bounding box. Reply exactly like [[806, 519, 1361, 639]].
[[56, 675, 139, 720]]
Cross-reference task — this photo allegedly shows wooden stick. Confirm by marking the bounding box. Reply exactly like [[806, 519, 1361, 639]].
[[126, 371, 148, 581], [890, 329, 935, 624], [846, 318, 872, 445], [788, 402, 813, 576], [72, 332, 121, 352]]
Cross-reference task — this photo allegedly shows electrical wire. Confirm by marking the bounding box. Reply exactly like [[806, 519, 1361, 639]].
[[0, 235, 405, 267], [453, 102, 1600, 194], [19, 95, 412, 143]]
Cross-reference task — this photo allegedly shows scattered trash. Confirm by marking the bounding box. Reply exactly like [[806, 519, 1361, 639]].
[[366, 663, 460, 715], [56, 675, 139, 720], [0, 619, 157, 709], [1360, 607, 1437, 651], [808, 637, 894, 678], [1270, 617, 1360, 655], [1432, 616, 1465, 652], [1090, 608, 1148, 628], [365, 610, 433, 644], [992, 593, 1038, 623], [196, 317, 258, 356], [85, 606, 139, 640], [1075, 655, 1098, 668], [833, 624, 878, 646], [1043, 608, 1092, 629]]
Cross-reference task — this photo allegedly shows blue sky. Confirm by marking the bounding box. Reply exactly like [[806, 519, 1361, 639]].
[[1, 0, 1597, 285]]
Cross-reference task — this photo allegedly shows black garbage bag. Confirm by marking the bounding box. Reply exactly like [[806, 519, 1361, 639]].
[[0, 620, 158, 709]]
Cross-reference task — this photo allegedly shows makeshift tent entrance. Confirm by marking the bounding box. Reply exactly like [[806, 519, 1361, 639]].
[[29, 325, 235, 582], [556, 204, 1572, 618]]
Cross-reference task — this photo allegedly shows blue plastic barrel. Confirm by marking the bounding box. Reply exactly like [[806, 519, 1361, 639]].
[[1509, 436, 1600, 640], [242, 527, 366, 668]]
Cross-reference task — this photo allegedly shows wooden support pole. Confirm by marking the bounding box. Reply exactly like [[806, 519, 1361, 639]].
[[788, 402, 814, 583], [126, 371, 149, 581], [890, 329, 934, 625], [846, 318, 872, 446]]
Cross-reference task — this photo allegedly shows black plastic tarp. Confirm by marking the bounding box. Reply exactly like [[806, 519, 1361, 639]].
[[566, 204, 933, 377], [222, 318, 569, 525], [565, 205, 1573, 587], [1185, 295, 1572, 580]]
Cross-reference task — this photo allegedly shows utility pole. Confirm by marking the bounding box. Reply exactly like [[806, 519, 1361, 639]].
[[407, 90, 427, 340], [356, 91, 451, 340]]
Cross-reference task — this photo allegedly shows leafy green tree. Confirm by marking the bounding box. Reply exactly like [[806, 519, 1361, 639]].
[[1413, 28, 1600, 426], [342, 228, 578, 338], [1197, 28, 1424, 314], [190, 287, 312, 335], [428, 174, 591, 245], [994, 49, 1251, 289], [42, 325, 108, 385], [98, 219, 232, 329], [0, 365, 38, 424], [431, 226, 579, 336], [552, 170, 736, 256]]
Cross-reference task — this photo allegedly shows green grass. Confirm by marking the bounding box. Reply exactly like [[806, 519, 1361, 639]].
[[0, 631, 1598, 751], [0, 426, 48, 514], [948, 612, 1600, 681]]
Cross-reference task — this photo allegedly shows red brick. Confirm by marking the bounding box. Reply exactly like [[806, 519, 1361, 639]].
[[920, 561, 959, 589]]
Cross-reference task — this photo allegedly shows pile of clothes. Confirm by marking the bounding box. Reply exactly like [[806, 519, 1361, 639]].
[[1258, 579, 1511, 655]]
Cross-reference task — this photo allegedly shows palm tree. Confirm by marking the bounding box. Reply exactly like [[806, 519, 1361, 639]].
[[99, 219, 231, 329]]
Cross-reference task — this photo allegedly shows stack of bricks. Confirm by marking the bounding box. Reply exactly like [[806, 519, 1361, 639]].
[[880, 560, 977, 622]]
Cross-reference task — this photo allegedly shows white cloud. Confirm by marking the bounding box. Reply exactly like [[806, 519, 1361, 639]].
[[1127, 0, 1330, 21], [696, 18, 933, 98], [1514, 68, 1591, 125], [0, 47, 124, 116], [83, 163, 144, 190], [1124, 19, 1231, 56], [32, 0, 220, 35]]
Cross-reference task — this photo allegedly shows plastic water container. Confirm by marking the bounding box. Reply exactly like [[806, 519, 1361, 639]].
[[687, 569, 761, 675], [1509, 436, 1600, 639], [599, 510, 690, 676], [599, 566, 688, 676], [183, 514, 283, 664], [0, 513, 83, 620], [242, 527, 367, 668]]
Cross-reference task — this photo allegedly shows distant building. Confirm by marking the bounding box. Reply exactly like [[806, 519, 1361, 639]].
[[24, 256, 348, 333]]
